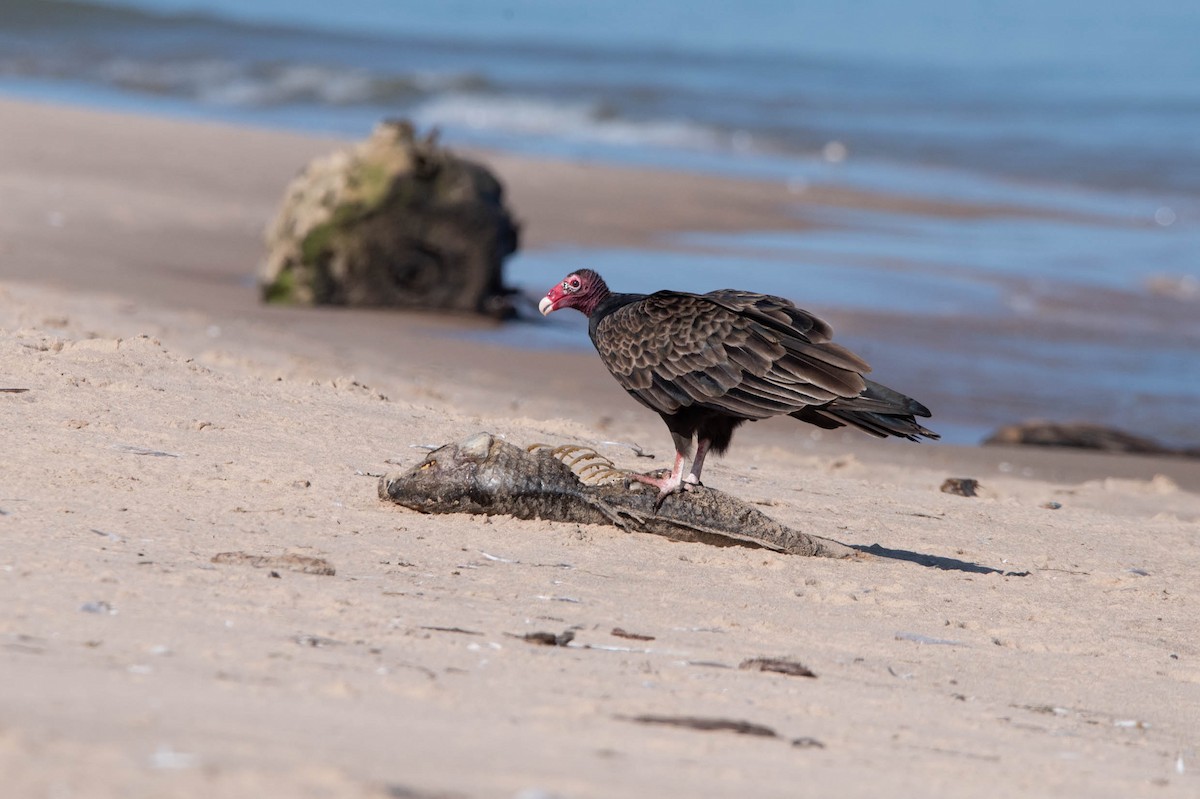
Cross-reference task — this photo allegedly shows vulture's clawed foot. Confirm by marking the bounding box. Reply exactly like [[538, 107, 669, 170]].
[[627, 470, 697, 511]]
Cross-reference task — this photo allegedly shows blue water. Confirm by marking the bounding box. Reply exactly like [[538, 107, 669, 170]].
[[3, 0, 1199, 446], [6, 0, 1200, 202]]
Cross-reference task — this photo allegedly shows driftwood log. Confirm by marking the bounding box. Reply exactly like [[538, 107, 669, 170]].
[[984, 421, 1199, 458]]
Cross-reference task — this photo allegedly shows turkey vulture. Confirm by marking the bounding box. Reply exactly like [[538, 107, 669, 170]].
[[539, 269, 937, 502]]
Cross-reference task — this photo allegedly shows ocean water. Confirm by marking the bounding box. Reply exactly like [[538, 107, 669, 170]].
[[3, 0, 1198, 446], [6, 0, 1200, 201]]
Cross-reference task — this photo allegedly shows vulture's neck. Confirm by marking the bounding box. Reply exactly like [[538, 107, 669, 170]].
[[587, 291, 645, 336]]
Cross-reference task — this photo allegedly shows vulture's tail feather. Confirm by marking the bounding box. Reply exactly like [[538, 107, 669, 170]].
[[789, 380, 940, 441]]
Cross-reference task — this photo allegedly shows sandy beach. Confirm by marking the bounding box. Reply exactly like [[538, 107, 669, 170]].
[[2, 97, 1198, 798]]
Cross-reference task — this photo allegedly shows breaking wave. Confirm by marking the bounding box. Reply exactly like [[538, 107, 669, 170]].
[[411, 93, 725, 152], [0, 49, 492, 109]]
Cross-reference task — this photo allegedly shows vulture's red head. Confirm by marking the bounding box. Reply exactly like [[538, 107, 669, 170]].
[[539, 269, 609, 317]]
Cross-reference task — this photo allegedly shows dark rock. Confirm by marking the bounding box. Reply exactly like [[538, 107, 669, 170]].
[[261, 120, 520, 317], [940, 477, 980, 497], [791, 736, 826, 749], [611, 627, 655, 641], [739, 657, 817, 678], [517, 630, 575, 647]]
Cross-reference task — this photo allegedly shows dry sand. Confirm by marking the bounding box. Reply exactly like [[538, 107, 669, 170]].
[[1, 97, 1198, 798]]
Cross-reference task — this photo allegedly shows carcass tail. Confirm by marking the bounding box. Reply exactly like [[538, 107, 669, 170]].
[[789, 379, 939, 442]]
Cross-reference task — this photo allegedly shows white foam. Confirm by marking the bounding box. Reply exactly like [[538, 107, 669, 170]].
[[90, 57, 401, 107], [411, 93, 722, 151]]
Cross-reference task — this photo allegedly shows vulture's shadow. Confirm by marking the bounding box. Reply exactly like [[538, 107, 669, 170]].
[[853, 543, 1030, 576]]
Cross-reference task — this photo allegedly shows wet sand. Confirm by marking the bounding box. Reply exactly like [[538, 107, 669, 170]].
[[2, 97, 1198, 797]]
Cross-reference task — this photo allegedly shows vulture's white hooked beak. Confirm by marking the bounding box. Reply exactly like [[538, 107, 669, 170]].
[[539, 285, 567, 316]]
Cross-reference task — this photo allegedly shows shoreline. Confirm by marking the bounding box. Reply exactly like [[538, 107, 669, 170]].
[[4, 93, 1199, 454], [10, 95, 1198, 450]]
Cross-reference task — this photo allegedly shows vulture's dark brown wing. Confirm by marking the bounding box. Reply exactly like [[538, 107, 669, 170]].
[[592, 290, 870, 420]]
